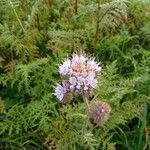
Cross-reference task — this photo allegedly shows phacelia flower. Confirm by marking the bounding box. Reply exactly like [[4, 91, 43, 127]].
[[59, 59, 71, 76], [54, 82, 69, 102], [88, 101, 111, 125], [54, 53, 101, 101]]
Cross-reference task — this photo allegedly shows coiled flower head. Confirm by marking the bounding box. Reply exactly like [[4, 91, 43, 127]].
[[54, 53, 101, 102], [54, 82, 69, 101], [88, 101, 111, 125]]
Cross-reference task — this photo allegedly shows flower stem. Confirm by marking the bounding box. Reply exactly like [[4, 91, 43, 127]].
[[75, 0, 78, 15], [81, 96, 90, 135], [83, 96, 90, 108]]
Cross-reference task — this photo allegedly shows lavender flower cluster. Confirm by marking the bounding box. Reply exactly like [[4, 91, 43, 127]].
[[54, 54, 101, 102]]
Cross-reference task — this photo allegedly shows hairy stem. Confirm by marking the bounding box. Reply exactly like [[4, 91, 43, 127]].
[[83, 96, 90, 108], [81, 96, 90, 135]]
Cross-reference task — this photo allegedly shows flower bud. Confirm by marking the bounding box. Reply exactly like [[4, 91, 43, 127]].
[[88, 101, 111, 125]]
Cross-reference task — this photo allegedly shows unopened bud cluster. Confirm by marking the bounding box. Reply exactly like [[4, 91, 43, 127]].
[[88, 101, 111, 125]]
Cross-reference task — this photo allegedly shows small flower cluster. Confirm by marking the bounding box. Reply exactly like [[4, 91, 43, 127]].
[[54, 54, 101, 102], [88, 101, 111, 125]]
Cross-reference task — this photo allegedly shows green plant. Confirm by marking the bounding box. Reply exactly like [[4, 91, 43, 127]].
[[0, 0, 149, 149]]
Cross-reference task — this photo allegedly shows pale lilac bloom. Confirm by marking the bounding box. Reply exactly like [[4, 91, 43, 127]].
[[87, 59, 101, 74], [76, 76, 84, 90], [54, 83, 68, 101], [71, 54, 79, 63], [79, 55, 86, 64], [69, 77, 77, 90], [80, 75, 98, 92], [69, 77, 76, 85], [77, 76, 84, 85], [86, 75, 98, 88], [59, 59, 71, 75], [69, 75, 98, 93], [72, 54, 86, 66], [69, 76, 84, 91], [83, 86, 88, 91]]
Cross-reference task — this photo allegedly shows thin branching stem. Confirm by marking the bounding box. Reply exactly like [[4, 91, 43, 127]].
[[8, 0, 25, 33], [95, 0, 101, 47], [75, 0, 78, 15], [137, 102, 147, 150], [81, 95, 90, 135], [95, 0, 117, 47]]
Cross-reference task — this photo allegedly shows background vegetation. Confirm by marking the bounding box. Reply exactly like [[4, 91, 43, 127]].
[[0, 0, 150, 149]]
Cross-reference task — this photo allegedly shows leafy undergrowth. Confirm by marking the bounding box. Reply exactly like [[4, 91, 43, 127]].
[[0, 0, 150, 149]]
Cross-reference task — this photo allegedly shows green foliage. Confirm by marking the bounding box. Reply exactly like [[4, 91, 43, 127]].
[[0, 0, 150, 149]]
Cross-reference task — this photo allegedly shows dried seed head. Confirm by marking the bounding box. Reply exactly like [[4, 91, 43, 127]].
[[88, 101, 111, 125]]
